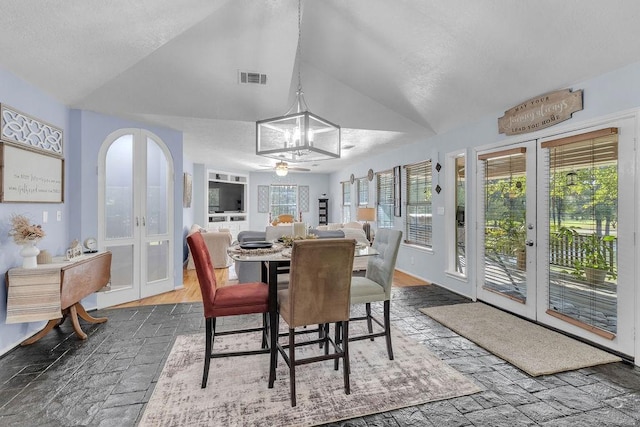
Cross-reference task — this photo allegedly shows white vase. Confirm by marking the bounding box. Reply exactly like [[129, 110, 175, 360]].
[[20, 240, 40, 269]]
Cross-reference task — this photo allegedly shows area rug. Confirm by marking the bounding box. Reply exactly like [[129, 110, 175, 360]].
[[139, 327, 481, 426], [420, 302, 622, 376]]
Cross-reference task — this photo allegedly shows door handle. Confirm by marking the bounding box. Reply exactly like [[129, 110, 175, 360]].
[[525, 240, 534, 247], [142, 216, 146, 227], [136, 217, 139, 227]]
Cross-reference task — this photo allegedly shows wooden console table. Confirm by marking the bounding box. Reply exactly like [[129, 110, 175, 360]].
[[6, 251, 112, 345]]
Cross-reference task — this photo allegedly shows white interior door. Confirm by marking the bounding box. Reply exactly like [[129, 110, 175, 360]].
[[97, 129, 174, 308]]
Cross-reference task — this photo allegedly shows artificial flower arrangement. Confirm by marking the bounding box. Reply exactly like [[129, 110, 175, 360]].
[[8, 214, 46, 245], [279, 233, 318, 247]]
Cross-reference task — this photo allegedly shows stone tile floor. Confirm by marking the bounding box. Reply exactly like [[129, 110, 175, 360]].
[[0, 285, 639, 426]]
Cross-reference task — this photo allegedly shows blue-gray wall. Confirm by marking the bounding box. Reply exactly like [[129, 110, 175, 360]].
[[330, 59, 640, 299], [0, 67, 184, 355]]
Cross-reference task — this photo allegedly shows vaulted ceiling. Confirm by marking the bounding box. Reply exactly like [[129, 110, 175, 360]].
[[2, 0, 640, 173]]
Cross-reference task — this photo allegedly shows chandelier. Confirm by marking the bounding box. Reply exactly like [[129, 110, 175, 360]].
[[256, 0, 341, 163]]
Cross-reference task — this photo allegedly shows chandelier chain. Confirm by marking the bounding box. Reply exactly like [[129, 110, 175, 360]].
[[297, 0, 302, 92]]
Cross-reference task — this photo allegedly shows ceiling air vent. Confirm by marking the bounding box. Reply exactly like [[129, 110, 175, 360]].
[[239, 71, 267, 85]]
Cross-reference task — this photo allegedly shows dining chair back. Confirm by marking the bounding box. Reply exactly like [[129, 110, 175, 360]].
[[187, 232, 269, 388], [273, 238, 356, 406], [349, 228, 402, 359]]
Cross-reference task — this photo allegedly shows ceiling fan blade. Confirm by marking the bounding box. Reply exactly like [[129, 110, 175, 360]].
[[288, 167, 310, 172]]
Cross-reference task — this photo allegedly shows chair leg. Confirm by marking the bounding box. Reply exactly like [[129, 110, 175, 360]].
[[288, 328, 297, 407], [261, 313, 268, 349], [202, 317, 214, 388], [384, 300, 394, 360], [342, 320, 351, 395], [334, 322, 341, 370], [366, 303, 374, 340]]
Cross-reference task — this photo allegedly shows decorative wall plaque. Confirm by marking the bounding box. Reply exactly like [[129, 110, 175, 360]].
[[0, 104, 63, 156], [257, 185, 269, 213], [299, 185, 309, 212], [498, 89, 583, 136]]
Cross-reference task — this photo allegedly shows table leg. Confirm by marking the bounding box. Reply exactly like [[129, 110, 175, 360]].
[[68, 302, 108, 340], [20, 319, 60, 346], [69, 304, 88, 340], [75, 302, 108, 324]]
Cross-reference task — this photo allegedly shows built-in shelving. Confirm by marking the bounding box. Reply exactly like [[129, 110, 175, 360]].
[[206, 170, 249, 240]]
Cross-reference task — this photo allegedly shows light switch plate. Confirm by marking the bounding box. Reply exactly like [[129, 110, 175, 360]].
[[437, 206, 445, 215], [42, 211, 48, 223]]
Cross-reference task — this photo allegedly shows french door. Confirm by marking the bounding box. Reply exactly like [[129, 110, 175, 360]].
[[97, 129, 175, 308], [477, 116, 635, 357], [476, 140, 538, 320]]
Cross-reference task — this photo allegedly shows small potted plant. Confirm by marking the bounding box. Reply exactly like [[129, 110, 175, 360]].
[[558, 227, 616, 284]]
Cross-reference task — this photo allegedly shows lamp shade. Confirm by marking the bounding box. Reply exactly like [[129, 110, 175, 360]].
[[357, 207, 376, 222]]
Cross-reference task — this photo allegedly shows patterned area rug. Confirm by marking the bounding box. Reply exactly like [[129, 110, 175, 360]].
[[420, 302, 622, 376], [139, 327, 481, 426]]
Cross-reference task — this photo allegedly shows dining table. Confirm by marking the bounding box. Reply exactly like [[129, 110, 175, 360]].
[[227, 240, 379, 388]]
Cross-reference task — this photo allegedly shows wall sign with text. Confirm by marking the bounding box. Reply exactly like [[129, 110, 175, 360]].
[[498, 89, 583, 136], [0, 142, 64, 203]]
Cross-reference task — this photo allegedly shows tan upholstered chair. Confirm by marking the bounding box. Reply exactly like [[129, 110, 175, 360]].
[[349, 228, 402, 360], [273, 238, 356, 407], [187, 232, 269, 388], [186, 226, 232, 269]]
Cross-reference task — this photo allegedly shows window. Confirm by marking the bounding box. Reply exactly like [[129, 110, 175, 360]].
[[270, 185, 297, 217], [405, 160, 432, 247], [342, 181, 351, 222], [376, 170, 394, 228], [357, 178, 369, 206], [453, 154, 467, 275]]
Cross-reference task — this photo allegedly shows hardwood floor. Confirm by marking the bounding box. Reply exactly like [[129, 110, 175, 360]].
[[114, 267, 428, 308]]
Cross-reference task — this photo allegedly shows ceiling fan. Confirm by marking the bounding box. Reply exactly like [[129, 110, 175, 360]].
[[260, 161, 310, 176]]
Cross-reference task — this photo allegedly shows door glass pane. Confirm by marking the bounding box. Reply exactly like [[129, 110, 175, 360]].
[[482, 150, 527, 302], [105, 135, 133, 239], [106, 244, 134, 292], [147, 240, 169, 283], [146, 137, 168, 236], [547, 132, 618, 334]]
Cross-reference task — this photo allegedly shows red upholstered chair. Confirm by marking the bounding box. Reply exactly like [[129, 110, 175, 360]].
[[187, 232, 269, 388]]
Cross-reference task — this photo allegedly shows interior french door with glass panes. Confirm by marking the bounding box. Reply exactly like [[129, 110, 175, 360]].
[[97, 129, 174, 308]]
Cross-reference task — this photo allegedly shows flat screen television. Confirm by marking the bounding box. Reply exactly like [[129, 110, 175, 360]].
[[208, 181, 245, 213]]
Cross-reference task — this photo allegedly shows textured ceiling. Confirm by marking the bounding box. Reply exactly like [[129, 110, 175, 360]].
[[2, 0, 640, 173]]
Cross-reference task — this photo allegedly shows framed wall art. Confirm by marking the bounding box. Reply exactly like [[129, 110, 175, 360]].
[[1, 142, 64, 203], [183, 172, 193, 208]]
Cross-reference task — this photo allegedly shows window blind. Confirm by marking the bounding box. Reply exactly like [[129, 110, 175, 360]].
[[357, 178, 369, 205], [342, 181, 351, 223], [405, 160, 432, 247], [270, 185, 297, 217], [376, 170, 393, 228]]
